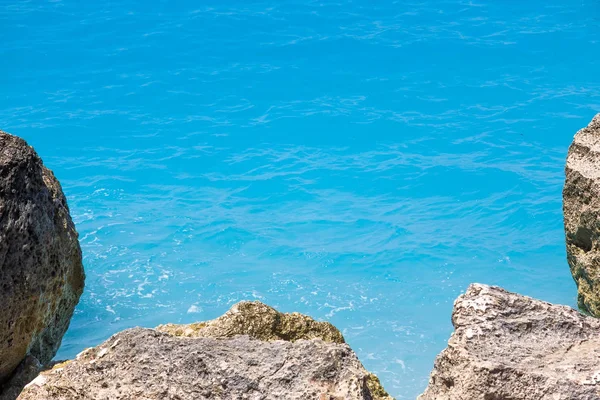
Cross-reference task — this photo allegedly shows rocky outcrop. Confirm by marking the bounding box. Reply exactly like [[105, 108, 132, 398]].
[[418, 284, 600, 400], [564, 114, 600, 315], [19, 301, 392, 400], [0, 131, 85, 386], [156, 300, 345, 344]]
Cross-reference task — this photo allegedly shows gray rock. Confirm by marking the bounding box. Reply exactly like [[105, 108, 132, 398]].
[[18, 302, 392, 400], [564, 114, 600, 315], [0, 357, 42, 400], [0, 131, 85, 384], [418, 284, 600, 400]]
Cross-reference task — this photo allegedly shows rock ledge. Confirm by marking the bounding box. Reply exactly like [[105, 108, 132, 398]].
[[157, 300, 345, 344], [19, 302, 392, 400], [418, 283, 600, 400]]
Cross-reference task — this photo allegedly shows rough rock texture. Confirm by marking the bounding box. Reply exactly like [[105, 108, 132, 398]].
[[564, 114, 600, 315], [157, 300, 345, 344], [418, 284, 600, 400], [0, 131, 85, 384], [0, 357, 42, 400], [19, 302, 392, 400]]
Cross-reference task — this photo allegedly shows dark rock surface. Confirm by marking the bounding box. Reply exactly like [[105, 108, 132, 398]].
[[18, 302, 392, 400], [0, 131, 85, 385], [418, 284, 600, 400], [564, 114, 600, 315], [0, 357, 42, 400]]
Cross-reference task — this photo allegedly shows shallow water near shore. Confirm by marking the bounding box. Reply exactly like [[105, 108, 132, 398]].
[[2, 1, 600, 398]]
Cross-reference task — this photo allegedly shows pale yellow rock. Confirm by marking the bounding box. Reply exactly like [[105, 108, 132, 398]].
[[157, 300, 346, 344]]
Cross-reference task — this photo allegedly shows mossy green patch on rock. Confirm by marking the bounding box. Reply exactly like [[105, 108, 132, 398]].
[[157, 301, 345, 344], [366, 374, 394, 400], [156, 322, 208, 337]]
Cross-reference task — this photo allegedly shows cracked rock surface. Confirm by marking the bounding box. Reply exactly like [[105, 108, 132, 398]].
[[564, 114, 600, 315], [418, 284, 600, 400], [0, 130, 84, 388], [18, 302, 392, 400]]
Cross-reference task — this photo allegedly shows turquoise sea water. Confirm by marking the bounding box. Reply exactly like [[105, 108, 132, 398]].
[[2, 1, 600, 398]]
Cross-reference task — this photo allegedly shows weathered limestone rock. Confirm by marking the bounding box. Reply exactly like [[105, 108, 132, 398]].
[[564, 114, 600, 315], [19, 302, 392, 400], [0, 131, 85, 384], [157, 300, 345, 344], [418, 284, 600, 400]]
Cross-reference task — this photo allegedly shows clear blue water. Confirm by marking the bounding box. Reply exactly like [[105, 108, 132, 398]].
[[2, 1, 600, 398]]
